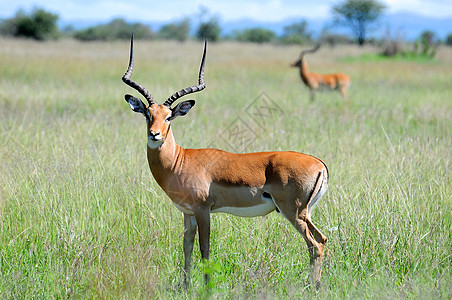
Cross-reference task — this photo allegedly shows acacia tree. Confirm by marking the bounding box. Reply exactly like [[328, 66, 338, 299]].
[[332, 0, 386, 46]]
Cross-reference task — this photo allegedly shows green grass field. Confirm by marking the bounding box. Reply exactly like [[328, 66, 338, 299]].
[[0, 38, 450, 299]]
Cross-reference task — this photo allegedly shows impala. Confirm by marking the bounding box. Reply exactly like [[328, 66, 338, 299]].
[[122, 35, 329, 288], [291, 44, 351, 101]]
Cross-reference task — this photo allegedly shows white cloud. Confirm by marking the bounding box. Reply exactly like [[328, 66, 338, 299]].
[[383, 0, 452, 18]]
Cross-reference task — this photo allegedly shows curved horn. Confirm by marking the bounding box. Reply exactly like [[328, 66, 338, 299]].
[[163, 39, 207, 108], [122, 33, 155, 106], [299, 43, 321, 58]]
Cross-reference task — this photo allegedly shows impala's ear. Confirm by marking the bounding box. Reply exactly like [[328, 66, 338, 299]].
[[170, 100, 195, 120], [125, 94, 149, 118]]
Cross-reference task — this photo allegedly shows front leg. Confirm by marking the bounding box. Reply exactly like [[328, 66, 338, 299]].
[[309, 88, 315, 101], [183, 213, 197, 288], [193, 205, 211, 284]]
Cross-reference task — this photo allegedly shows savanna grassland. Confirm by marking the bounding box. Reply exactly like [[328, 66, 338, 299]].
[[0, 37, 450, 299]]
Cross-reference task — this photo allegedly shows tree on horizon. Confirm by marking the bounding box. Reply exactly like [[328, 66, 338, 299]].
[[332, 0, 386, 46]]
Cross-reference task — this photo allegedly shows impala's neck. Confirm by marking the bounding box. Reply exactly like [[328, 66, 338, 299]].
[[298, 58, 312, 86], [146, 127, 185, 188], [300, 58, 310, 76]]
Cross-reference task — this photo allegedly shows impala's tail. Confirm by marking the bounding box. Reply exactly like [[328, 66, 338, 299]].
[[307, 165, 328, 216]]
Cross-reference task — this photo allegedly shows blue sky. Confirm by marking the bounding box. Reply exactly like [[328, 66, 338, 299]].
[[1, 0, 451, 22]]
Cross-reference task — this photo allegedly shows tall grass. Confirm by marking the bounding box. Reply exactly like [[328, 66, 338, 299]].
[[0, 38, 450, 298]]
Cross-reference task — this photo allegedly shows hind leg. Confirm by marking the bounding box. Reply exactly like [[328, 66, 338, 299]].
[[270, 168, 328, 287], [340, 88, 346, 98], [309, 88, 315, 101], [277, 202, 327, 288], [296, 209, 327, 288], [339, 83, 349, 100], [303, 212, 327, 287]]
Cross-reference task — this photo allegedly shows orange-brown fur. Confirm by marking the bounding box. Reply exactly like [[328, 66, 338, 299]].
[[124, 41, 329, 288], [143, 104, 328, 287], [291, 51, 351, 101]]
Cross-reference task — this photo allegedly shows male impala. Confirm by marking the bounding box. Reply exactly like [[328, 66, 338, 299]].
[[122, 35, 329, 288], [291, 44, 351, 101]]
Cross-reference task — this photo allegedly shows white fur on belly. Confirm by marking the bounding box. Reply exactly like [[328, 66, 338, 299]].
[[173, 202, 193, 214], [212, 198, 275, 217]]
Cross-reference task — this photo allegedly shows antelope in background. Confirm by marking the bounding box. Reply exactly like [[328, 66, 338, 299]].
[[122, 35, 329, 288], [291, 44, 351, 101]]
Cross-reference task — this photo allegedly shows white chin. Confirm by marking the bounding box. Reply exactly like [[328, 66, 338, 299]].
[[147, 140, 163, 149]]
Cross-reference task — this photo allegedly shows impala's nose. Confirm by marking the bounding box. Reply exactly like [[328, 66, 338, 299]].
[[149, 131, 162, 141]]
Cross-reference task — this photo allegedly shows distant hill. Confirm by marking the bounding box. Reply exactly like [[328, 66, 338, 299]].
[[379, 12, 452, 40], [60, 12, 452, 41], [218, 12, 452, 40]]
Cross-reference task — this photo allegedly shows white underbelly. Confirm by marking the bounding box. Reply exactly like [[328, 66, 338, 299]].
[[171, 188, 277, 217], [211, 197, 276, 217], [173, 202, 193, 214]]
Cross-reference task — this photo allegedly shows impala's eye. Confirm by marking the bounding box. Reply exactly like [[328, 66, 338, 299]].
[[165, 114, 172, 123]]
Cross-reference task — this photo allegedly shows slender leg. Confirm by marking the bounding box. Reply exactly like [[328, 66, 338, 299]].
[[193, 205, 211, 284], [340, 86, 347, 99], [183, 213, 197, 288], [293, 211, 326, 289], [309, 89, 315, 101], [304, 215, 327, 288], [278, 203, 326, 289], [305, 217, 327, 245]]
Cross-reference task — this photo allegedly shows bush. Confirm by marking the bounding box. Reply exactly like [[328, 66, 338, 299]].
[[420, 30, 437, 45], [280, 35, 308, 45], [379, 29, 439, 59], [446, 33, 452, 46], [0, 18, 16, 36], [381, 27, 404, 56], [74, 18, 153, 41], [0, 7, 59, 40], [318, 28, 354, 47], [318, 33, 353, 47], [157, 18, 190, 42], [412, 30, 439, 58], [280, 20, 312, 45], [196, 18, 221, 42], [234, 28, 276, 44]]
